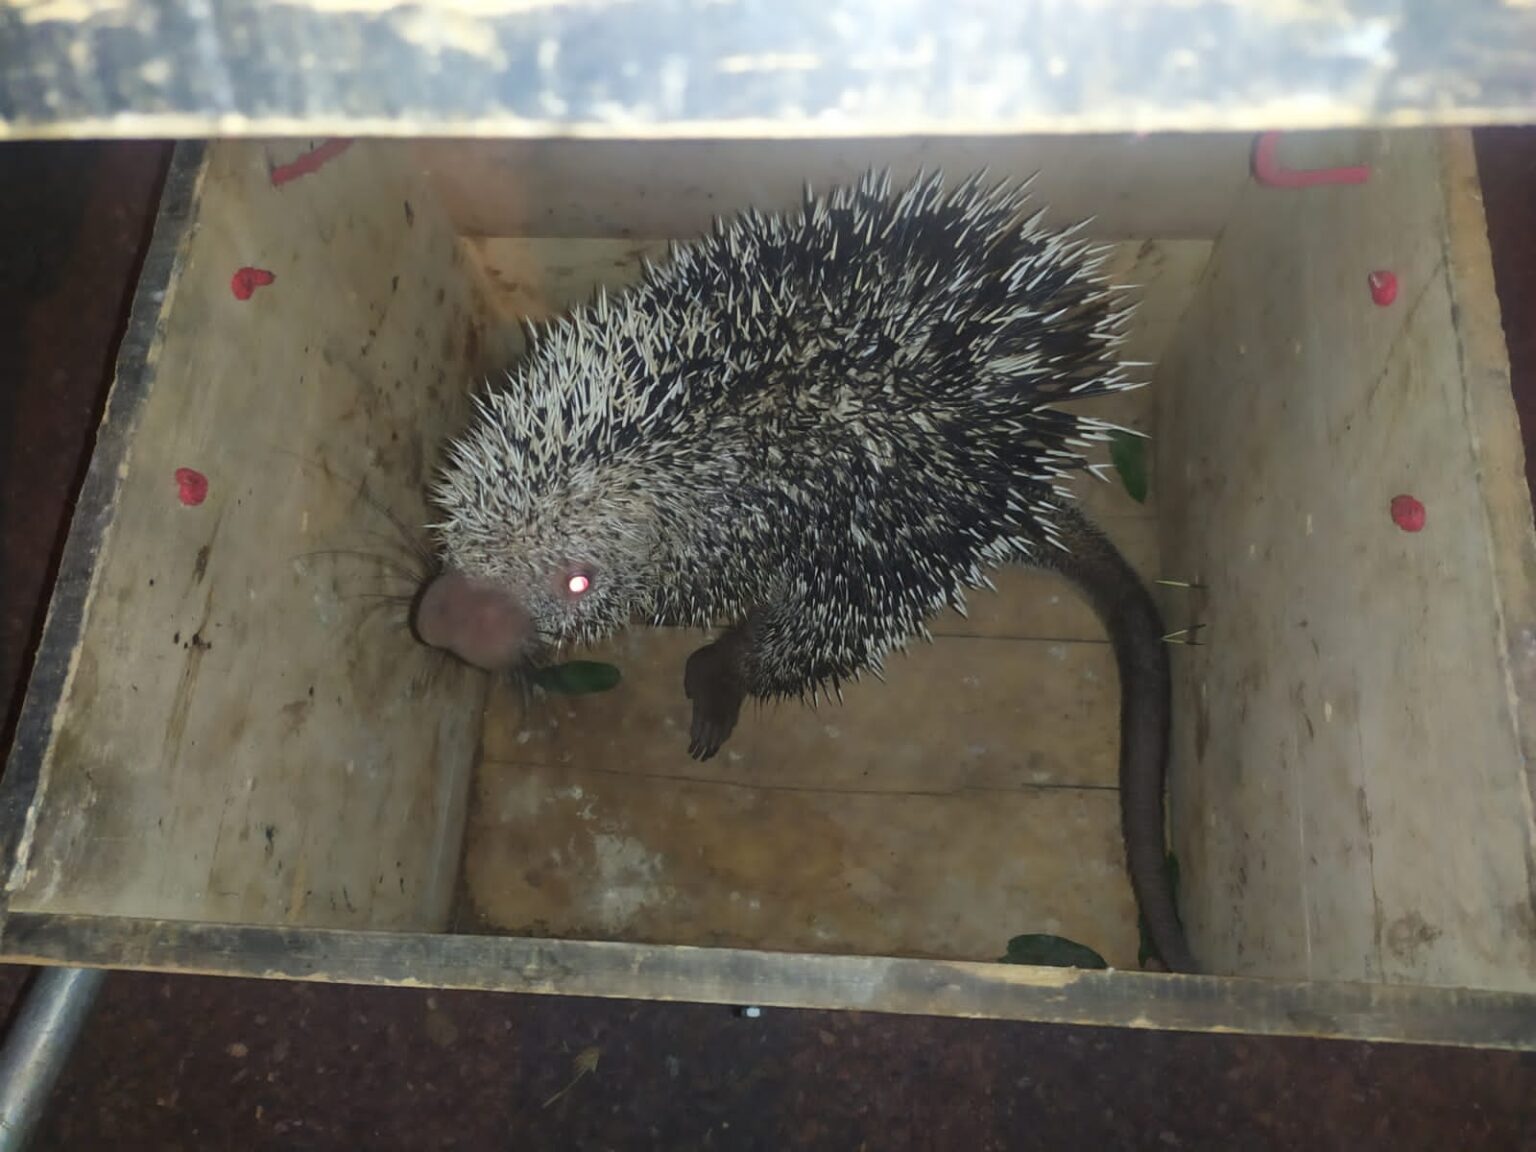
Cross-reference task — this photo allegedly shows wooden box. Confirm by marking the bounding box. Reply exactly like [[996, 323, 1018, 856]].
[[2, 130, 1533, 1048]]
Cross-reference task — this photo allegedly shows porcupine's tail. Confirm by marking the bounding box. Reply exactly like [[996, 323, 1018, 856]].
[[1040, 503, 1196, 974]]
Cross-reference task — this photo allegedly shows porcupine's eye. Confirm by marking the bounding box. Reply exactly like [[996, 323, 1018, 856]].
[[558, 566, 595, 601]]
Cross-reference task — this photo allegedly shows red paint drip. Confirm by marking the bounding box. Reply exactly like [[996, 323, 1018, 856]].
[[175, 468, 209, 507], [1252, 132, 1371, 188], [1391, 494, 1425, 532], [1368, 269, 1398, 306], [269, 138, 353, 186], [231, 267, 276, 300]]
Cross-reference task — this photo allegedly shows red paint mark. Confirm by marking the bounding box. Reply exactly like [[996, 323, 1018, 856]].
[[269, 138, 353, 186], [231, 267, 276, 300], [1252, 132, 1371, 188], [1391, 494, 1425, 532], [1368, 269, 1398, 306], [175, 468, 209, 507]]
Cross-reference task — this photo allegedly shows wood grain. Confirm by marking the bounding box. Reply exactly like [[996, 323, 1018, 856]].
[[5, 912, 1536, 1051], [1156, 128, 1536, 992], [460, 750, 1140, 965], [420, 136, 1250, 241], [4, 140, 502, 932], [0, 145, 208, 895]]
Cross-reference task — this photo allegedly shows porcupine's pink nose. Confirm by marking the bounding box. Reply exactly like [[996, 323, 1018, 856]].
[[411, 569, 533, 670]]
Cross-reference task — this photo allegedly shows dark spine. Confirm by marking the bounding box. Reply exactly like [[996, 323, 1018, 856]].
[[1047, 505, 1196, 974]]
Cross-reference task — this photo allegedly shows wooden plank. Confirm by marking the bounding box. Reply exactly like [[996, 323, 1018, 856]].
[[485, 630, 1122, 791], [1156, 128, 1536, 992], [4, 2, 1536, 140], [459, 756, 1140, 966], [421, 137, 1251, 241], [0, 145, 207, 894], [4, 912, 1536, 1050], [467, 625, 1136, 959], [460, 237, 669, 328], [2, 140, 504, 932], [1437, 129, 1536, 923]]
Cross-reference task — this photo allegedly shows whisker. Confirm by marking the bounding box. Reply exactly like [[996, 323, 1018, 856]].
[[293, 548, 421, 583], [268, 448, 438, 569], [346, 597, 407, 641], [353, 477, 438, 565], [356, 526, 436, 572]]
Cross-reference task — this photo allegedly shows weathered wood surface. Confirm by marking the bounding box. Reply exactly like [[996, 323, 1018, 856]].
[[3, 1, 1535, 140], [5, 912, 1536, 1050], [1156, 128, 1536, 993], [1, 139, 502, 932], [417, 135, 1254, 242], [1437, 130, 1536, 946], [0, 146, 207, 898]]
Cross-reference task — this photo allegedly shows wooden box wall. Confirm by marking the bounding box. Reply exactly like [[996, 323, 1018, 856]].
[[0, 130, 1533, 1049]]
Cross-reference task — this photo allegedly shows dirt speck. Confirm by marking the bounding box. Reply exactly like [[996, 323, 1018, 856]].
[[1386, 912, 1442, 965], [423, 1002, 459, 1049], [280, 698, 313, 733]]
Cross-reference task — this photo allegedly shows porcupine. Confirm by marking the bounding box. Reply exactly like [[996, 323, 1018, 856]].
[[411, 169, 1195, 973]]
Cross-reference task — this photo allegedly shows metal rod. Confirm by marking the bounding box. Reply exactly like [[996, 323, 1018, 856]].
[[0, 967, 105, 1151]]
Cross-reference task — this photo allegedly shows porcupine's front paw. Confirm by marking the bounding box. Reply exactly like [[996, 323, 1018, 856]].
[[684, 639, 746, 760]]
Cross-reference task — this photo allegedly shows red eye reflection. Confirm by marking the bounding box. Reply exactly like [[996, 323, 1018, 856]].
[[567, 572, 592, 596]]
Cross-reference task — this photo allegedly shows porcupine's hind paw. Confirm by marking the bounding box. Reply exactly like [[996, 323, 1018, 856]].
[[684, 638, 746, 760]]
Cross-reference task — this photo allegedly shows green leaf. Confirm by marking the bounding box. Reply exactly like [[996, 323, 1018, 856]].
[[530, 661, 622, 695], [998, 933, 1107, 970], [1109, 430, 1149, 504], [1137, 851, 1182, 969]]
